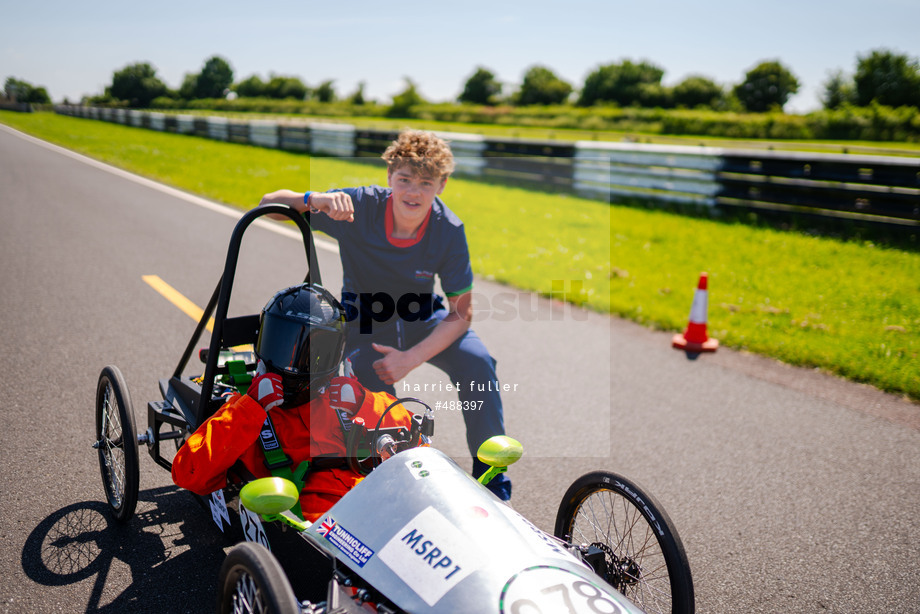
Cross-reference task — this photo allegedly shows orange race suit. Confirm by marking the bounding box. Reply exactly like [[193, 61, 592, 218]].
[[172, 376, 414, 522]]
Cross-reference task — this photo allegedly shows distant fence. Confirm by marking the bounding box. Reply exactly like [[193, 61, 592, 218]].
[[0, 102, 33, 112], [54, 105, 920, 228]]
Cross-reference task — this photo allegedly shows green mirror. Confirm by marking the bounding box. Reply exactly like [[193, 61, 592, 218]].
[[240, 477, 299, 516], [477, 435, 523, 469]]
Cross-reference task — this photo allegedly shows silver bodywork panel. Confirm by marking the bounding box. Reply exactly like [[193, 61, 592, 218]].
[[300, 447, 642, 614]]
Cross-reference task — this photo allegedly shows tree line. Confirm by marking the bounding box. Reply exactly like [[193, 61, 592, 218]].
[[462, 49, 920, 112], [2, 77, 51, 104], [3, 48, 918, 114]]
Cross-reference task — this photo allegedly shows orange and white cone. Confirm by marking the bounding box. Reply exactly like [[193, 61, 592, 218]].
[[672, 272, 719, 354]]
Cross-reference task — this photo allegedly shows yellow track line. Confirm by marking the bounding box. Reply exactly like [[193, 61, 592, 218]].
[[142, 275, 215, 332]]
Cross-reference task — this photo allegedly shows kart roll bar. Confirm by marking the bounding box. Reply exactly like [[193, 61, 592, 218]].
[[170, 205, 321, 430]]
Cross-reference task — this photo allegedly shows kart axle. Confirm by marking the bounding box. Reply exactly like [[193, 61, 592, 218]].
[[137, 428, 185, 446]]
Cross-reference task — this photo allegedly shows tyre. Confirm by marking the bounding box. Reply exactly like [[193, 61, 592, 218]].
[[217, 542, 299, 614], [554, 471, 695, 614], [94, 365, 140, 523]]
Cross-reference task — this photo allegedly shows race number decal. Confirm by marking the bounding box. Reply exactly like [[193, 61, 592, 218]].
[[240, 504, 270, 550], [500, 566, 631, 614], [209, 489, 230, 532], [378, 506, 480, 606]]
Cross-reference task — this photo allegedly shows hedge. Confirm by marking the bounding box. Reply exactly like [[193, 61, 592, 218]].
[[137, 98, 920, 142]]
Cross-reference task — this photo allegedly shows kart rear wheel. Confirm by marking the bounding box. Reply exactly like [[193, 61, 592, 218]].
[[554, 471, 694, 614], [218, 542, 299, 614], [94, 365, 140, 523]]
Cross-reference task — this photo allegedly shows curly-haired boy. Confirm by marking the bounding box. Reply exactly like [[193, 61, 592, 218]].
[[258, 129, 511, 500]]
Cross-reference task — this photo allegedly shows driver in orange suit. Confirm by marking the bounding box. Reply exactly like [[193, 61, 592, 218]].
[[172, 283, 416, 522]]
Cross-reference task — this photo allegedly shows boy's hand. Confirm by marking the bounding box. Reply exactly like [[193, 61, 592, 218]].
[[247, 369, 284, 411], [371, 343, 419, 385], [309, 192, 354, 222]]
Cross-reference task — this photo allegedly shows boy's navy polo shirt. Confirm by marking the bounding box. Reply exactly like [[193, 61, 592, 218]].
[[307, 185, 474, 328]]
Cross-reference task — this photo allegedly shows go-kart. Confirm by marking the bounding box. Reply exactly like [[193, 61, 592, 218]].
[[93, 205, 695, 613]]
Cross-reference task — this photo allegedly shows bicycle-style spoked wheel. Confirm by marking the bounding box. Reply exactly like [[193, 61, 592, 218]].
[[554, 471, 694, 614], [94, 365, 140, 522], [217, 542, 299, 614]]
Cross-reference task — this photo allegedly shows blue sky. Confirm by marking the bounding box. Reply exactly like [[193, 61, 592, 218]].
[[3, 0, 919, 112]]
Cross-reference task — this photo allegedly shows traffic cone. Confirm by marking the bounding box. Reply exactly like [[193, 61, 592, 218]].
[[672, 272, 719, 355]]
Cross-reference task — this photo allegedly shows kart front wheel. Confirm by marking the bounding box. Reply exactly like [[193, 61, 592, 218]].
[[218, 542, 299, 614], [94, 365, 140, 523], [554, 471, 694, 614]]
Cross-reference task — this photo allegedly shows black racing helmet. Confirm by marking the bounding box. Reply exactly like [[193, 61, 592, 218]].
[[255, 284, 346, 406]]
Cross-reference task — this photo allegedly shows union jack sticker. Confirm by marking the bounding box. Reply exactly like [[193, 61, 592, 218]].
[[318, 516, 336, 538]]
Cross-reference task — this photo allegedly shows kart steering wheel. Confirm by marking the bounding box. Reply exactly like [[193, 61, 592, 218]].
[[345, 397, 433, 475]]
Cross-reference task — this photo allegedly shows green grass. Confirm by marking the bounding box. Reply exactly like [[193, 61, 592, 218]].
[[3, 110, 918, 400]]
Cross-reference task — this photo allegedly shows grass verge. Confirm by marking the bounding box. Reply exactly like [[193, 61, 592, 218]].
[[2, 110, 917, 401]]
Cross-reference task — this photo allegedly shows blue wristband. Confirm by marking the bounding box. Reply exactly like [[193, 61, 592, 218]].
[[304, 191, 314, 209]]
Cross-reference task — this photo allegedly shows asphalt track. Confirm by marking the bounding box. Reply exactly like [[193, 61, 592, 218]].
[[1, 124, 918, 613]]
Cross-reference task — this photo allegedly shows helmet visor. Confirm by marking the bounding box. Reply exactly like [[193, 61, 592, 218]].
[[256, 316, 343, 377]]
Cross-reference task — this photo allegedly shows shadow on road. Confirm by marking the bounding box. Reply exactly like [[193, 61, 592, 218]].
[[22, 485, 230, 612]]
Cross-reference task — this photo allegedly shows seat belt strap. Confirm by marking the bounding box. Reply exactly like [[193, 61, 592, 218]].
[[256, 414, 308, 520]]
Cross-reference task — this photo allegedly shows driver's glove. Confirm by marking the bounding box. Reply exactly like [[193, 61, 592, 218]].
[[247, 362, 284, 411], [327, 376, 365, 416]]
